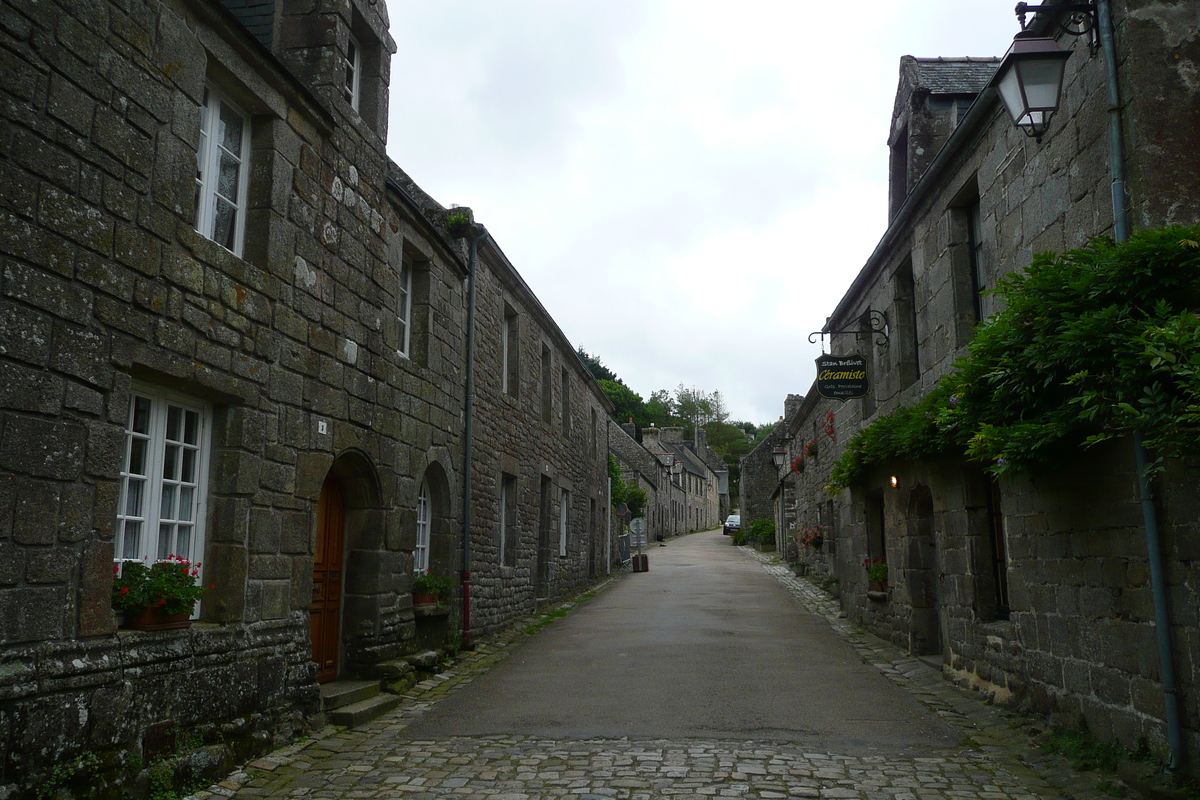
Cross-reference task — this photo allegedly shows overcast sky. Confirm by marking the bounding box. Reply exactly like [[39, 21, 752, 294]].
[[384, 1, 1019, 425]]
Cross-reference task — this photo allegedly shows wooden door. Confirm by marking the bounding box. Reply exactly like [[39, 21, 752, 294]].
[[310, 475, 345, 683]]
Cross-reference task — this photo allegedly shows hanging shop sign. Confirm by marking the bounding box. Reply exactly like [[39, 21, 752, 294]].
[[815, 353, 869, 400]]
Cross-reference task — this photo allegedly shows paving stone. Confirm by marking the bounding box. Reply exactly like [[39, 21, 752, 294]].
[[192, 563, 1123, 800]]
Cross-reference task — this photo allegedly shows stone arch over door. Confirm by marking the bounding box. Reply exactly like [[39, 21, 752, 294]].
[[905, 484, 941, 657], [320, 450, 385, 680]]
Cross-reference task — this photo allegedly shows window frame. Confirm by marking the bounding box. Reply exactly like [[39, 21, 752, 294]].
[[500, 473, 518, 567], [115, 387, 212, 614], [397, 252, 413, 359], [194, 84, 251, 257], [558, 489, 569, 557], [343, 34, 362, 111], [414, 479, 430, 573]]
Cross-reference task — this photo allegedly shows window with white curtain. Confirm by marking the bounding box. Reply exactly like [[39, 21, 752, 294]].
[[116, 388, 211, 566], [194, 85, 249, 256]]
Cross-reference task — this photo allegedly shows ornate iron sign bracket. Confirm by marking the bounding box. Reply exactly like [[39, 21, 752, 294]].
[[808, 309, 889, 351]]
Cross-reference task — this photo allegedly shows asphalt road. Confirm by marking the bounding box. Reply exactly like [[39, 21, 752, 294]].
[[402, 530, 959, 756]]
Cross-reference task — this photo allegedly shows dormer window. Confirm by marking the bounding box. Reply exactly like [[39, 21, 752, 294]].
[[343, 35, 361, 111]]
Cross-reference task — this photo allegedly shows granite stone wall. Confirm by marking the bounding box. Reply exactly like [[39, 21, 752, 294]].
[[781, 0, 1200, 769]]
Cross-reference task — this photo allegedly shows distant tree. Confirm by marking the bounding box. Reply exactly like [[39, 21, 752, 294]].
[[577, 348, 619, 383], [644, 389, 675, 427], [599, 380, 649, 428]]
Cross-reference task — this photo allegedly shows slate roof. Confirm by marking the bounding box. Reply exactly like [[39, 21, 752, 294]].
[[909, 57, 1000, 95]]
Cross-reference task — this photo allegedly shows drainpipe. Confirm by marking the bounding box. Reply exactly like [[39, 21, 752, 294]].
[[1096, 0, 1181, 771], [460, 222, 487, 651]]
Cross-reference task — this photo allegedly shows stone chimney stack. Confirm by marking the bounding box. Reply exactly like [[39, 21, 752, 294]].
[[642, 427, 661, 447], [784, 393, 804, 419], [661, 427, 685, 443], [620, 422, 637, 440], [694, 427, 707, 450]]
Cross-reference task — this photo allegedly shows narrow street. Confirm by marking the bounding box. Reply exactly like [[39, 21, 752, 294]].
[[205, 532, 1104, 799]]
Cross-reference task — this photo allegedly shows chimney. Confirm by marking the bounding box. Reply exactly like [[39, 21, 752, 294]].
[[784, 393, 804, 419], [642, 427, 661, 447], [621, 422, 637, 439], [694, 427, 707, 450], [661, 426, 684, 443]]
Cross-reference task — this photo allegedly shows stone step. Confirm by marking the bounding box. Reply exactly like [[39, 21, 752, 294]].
[[320, 680, 379, 711], [327, 691, 403, 728]]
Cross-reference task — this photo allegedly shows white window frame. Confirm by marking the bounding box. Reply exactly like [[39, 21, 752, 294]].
[[397, 253, 413, 359], [116, 387, 212, 613], [344, 34, 361, 111], [194, 85, 250, 257], [414, 479, 430, 573], [558, 489, 569, 557]]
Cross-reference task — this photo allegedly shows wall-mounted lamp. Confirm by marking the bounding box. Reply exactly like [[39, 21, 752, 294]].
[[991, 3, 1097, 141], [772, 446, 788, 469], [890, 476, 898, 488]]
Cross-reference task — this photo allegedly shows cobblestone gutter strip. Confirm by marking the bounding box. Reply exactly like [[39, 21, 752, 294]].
[[741, 547, 1118, 800]]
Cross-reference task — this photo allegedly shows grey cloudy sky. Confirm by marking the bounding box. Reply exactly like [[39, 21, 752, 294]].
[[384, 1, 1019, 424]]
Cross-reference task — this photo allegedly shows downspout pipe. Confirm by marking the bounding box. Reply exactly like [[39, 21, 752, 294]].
[[1096, 0, 1181, 771], [460, 223, 487, 651]]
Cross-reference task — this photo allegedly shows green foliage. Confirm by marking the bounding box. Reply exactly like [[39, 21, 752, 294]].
[[577, 347, 620, 383], [828, 226, 1200, 491], [746, 518, 775, 545], [600, 379, 650, 429], [608, 455, 647, 517], [112, 556, 207, 615], [445, 211, 471, 237], [412, 572, 454, 601], [730, 529, 748, 545], [37, 752, 101, 799], [1041, 726, 1130, 772]]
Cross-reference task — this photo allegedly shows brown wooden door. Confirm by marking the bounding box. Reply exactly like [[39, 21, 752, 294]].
[[310, 475, 345, 683]]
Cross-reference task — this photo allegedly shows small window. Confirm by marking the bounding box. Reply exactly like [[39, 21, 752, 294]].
[[414, 479, 430, 572], [502, 306, 519, 397], [194, 86, 250, 255], [967, 199, 985, 321], [560, 367, 571, 438], [343, 34, 361, 111], [116, 389, 212, 568], [397, 253, 413, 359], [540, 344, 552, 422], [558, 489, 569, 557], [500, 473, 518, 567]]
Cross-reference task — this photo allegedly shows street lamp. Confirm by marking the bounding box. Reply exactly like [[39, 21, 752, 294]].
[[771, 446, 788, 470], [989, 32, 1072, 140]]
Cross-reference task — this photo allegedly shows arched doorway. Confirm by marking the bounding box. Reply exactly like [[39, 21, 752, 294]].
[[310, 473, 345, 683], [906, 484, 941, 657]]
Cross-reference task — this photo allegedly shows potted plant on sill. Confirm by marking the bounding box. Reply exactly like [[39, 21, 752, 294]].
[[112, 555, 208, 630], [412, 572, 454, 607], [800, 524, 825, 551], [863, 557, 888, 593]]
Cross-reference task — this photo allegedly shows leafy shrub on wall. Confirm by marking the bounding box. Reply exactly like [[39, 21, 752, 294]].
[[828, 226, 1200, 492]]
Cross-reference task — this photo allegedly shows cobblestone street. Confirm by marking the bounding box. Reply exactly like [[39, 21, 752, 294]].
[[193, 539, 1113, 800]]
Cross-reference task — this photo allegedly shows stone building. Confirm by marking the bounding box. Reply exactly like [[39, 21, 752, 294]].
[[640, 427, 721, 535], [608, 420, 677, 544], [739, 394, 803, 555], [0, 0, 612, 794], [779, 1, 1200, 771]]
